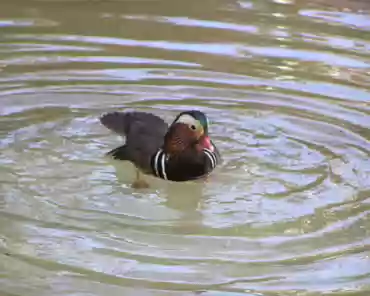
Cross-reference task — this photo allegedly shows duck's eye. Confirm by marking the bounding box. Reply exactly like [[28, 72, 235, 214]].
[[190, 125, 196, 130]]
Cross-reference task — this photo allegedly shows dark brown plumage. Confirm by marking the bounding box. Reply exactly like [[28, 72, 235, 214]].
[[100, 110, 221, 187], [100, 111, 168, 173]]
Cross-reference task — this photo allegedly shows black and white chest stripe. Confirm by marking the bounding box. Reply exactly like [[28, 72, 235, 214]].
[[203, 148, 217, 169], [152, 149, 168, 180], [152, 148, 218, 180]]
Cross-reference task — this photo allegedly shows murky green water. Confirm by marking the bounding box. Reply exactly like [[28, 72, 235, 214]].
[[1, 0, 370, 295]]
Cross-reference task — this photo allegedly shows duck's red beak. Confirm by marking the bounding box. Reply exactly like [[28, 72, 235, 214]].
[[198, 136, 214, 152]]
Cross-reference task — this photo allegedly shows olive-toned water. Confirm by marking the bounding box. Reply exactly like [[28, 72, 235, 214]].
[[1, 0, 370, 295]]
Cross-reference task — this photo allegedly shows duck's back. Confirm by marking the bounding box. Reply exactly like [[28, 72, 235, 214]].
[[100, 111, 169, 171]]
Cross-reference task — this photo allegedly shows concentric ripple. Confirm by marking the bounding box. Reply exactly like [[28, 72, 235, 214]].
[[1, 0, 370, 295]]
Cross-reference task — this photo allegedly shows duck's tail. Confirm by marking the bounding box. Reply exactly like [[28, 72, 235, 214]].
[[106, 145, 129, 160]]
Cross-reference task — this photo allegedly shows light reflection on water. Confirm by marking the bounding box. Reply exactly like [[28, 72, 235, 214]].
[[0, 0, 370, 295]]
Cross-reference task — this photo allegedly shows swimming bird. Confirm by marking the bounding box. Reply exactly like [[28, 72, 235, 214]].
[[100, 110, 221, 188]]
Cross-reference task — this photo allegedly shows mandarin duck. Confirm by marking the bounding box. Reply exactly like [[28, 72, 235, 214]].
[[100, 110, 221, 188]]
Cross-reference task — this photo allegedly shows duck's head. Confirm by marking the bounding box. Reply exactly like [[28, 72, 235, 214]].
[[164, 110, 214, 154]]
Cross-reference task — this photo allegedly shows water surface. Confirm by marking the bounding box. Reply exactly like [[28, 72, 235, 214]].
[[1, 0, 370, 295]]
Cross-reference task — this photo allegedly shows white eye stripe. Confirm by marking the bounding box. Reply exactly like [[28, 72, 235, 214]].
[[175, 114, 198, 126], [203, 148, 217, 169]]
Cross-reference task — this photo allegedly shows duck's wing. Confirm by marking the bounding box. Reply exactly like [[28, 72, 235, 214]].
[[100, 111, 169, 171], [100, 111, 168, 138]]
